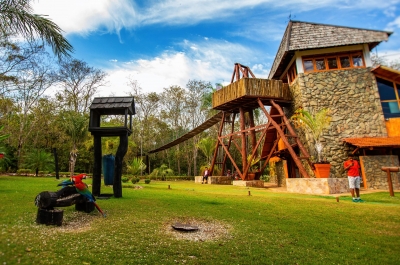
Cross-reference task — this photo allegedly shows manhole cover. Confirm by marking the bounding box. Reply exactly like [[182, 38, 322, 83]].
[[172, 223, 199, 232]]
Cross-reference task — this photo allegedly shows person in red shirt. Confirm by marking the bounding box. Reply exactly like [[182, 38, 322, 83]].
[[343, 155, 364, 202]]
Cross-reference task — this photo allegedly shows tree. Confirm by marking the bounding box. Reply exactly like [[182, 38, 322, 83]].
[[23, 148, 54, 176], [185, 80, 213, 176], [0, 0, 73, 59], [60, 111, 88, 177], [128, 79, 160, 169], [6, 44, 56, 164], [197, 137, 215, 165], [161, 85, 187, 175], [291, 108, 331, 162], [127, 157, 146, 176], [370, 53, 400, 70], [55, 59, 107, 113]]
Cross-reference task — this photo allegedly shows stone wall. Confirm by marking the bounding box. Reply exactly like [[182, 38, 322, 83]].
[[360, 155, 400, 190], [286, 178, 349, 194], [194, 176, 232, 185], [289, 67, 388, 178]]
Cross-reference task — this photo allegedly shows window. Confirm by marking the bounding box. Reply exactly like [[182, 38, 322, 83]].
[[327, 57, 338, 69], [339, 56, 350, 68], [303, 51, 365, 73], [315, 58, 326, 70], [287, 63, 298, 84], [352, 54, 363, 67], [376, 77, 400, 118], [303, 60, 314, 72]]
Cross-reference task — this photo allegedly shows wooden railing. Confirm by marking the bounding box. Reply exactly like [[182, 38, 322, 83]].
[[212, 78, 291, 108]]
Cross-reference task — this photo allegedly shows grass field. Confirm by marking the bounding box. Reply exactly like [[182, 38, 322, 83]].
[[1, 176, 400, 265]]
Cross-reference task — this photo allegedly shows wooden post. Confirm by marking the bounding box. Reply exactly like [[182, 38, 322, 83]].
[[92, 135, 102, 196], [381, 167, 399, 197], [248, 110, 257, 154], [114, 134, 128, 198], [239, 107, 247, 179]]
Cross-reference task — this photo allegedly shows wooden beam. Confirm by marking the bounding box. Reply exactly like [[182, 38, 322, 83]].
[[258, 99, 311, 178]]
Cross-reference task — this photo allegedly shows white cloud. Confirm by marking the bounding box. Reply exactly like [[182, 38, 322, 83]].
[[32, 0, 400, 36], [387, 16, 400, 30], [32, 0, 137, 35], [97, 38, 265, 96]]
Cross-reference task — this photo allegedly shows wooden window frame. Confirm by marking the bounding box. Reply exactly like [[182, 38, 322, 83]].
[[287, 63, 298, 84], [303, 51, 365, 73], [375, 76, 400, 118]]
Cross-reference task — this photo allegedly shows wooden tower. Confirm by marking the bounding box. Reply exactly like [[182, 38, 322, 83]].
[[210, 63, 312, 180], [89, 97, 135, 198]]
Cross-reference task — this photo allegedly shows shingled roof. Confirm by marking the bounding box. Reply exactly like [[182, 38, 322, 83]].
[[268, 20, 392, 80], [90, 97, 135, 115]]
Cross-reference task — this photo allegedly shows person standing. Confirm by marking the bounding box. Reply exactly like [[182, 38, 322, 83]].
[[202, 167, 209, 184], [344, 155, 364, 202]]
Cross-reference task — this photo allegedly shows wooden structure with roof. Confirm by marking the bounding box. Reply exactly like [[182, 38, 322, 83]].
[[89, 97, 135, 198], [209, 63, 312, 180]]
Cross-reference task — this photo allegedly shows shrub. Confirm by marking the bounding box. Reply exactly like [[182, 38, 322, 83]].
[[144, 179, 151, 184], [131, 177, 140, 184], [16, 169, 31, 175], [122, 177, 129, 183]]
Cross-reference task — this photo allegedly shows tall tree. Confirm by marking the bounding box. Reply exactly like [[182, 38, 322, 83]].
[[128, 79, 160, 163], [55, 59, 107, 113], [185, 80, 213, 176], [2, 43, 56, 166], [60, 111, 88, 177], [161, 85, 187, 175], [0, 0, 73, 59]]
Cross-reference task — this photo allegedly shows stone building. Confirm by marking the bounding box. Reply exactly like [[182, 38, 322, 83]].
[[268, 21, 400, 192]]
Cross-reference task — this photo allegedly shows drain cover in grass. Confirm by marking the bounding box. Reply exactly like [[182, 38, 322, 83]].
[[172, 223, 199, 232]]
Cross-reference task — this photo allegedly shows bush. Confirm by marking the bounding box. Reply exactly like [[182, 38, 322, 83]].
[[144, 179, 151, 184], [122, 177, 130, 183], [16, 169, 31, 175], [131, 177, 140, 184]]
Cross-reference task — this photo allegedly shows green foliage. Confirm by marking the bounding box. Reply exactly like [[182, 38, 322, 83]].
[[0, 0, 73, 59], [16, 168, 31, 174], [196, 137, 215, 164], [144, 179, 151, 184], [121, 176, 130, 183], [127, 157, 146, 176], [23, 149, 54, 176], [150, 164, 174, 180], [291, 108, 332, 162], [131, 177, 140, 184], [247, 154, 261, 172]]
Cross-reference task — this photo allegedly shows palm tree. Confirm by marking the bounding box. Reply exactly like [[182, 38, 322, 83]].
[[127, 157, 147, 176], [0, 0, 73, 58], [61, 111, 88, 177], [24, 149, 54, 176], [196, 137, 215, 165], [150, 164, 173, 180], [291, 108, 331, 162]]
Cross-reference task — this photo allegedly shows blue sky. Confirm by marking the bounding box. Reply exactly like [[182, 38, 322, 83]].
[[32, 0, 400, 96]]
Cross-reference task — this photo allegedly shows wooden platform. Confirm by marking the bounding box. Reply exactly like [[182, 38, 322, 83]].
[[212, 78, 292, 112]]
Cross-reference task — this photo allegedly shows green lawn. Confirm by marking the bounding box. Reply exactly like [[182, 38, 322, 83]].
[[1, 176, 400, 265]]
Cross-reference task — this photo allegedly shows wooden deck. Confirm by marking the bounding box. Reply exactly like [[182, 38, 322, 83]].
[[212, 78, 292, 112]]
